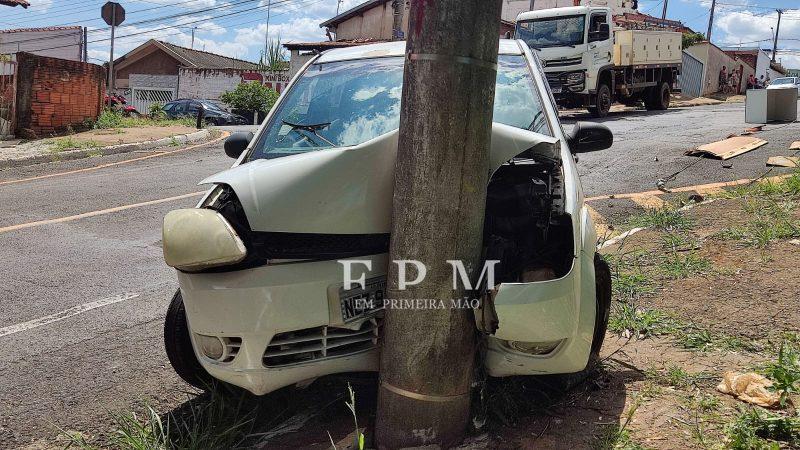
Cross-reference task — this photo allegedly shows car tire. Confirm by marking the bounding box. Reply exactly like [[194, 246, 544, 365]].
[[588, 83, 612, 118], [164, 289, 213, 390], [646, 82, 670, 111], [591, 253, 612, 357]]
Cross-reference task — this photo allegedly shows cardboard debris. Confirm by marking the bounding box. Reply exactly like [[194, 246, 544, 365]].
[[746, 125, 765, 133], [717, 372, 780, 408], [767, 156, 800, 168], [687, 136, 768, 160], [791, 141, 800, 150]]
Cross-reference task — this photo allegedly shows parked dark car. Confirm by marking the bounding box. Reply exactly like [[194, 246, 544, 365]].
[[162, 99, 249, 126]]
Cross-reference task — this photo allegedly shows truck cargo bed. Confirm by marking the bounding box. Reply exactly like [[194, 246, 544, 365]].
[[613, 30, 682, 67]]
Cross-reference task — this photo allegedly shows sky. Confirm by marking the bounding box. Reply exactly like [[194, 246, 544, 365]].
[[1, 0, 799, 69]]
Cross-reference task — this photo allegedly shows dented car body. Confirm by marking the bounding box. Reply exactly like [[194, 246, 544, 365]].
[[162, 40, 613, 395]]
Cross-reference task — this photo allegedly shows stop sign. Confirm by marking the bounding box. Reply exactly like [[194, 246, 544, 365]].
[[101, 2, 125, 27]]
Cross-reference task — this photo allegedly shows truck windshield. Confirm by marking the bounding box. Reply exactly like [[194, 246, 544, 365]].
[[248, 54, 550, 161], [516, 15, 586, 48]]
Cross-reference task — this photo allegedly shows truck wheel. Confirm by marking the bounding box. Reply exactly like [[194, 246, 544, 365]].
[[588, 84, 612, 118], [164, 289, 212, 390], [646, 82, 671, 111], [591, 254, 612, 357]]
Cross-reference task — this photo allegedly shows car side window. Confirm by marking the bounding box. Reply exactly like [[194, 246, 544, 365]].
[[163, 103, 176, 113], [187, 101, 201, 114]]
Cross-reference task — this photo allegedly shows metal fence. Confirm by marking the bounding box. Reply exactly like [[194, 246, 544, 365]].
[[129, 87, 175, 115], [678, 51, 704, 98], [0, 56, 16, 139]]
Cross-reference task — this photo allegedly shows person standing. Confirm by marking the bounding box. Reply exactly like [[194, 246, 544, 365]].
[[719, 66, 728, 93]]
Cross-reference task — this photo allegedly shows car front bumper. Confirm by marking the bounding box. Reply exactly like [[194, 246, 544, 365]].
[[177, 252, 593, 395]]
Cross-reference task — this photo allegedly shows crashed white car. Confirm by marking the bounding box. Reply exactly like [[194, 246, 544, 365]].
[[162, 40, 614, 395]]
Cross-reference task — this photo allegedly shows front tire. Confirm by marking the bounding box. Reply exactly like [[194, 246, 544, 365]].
[[588, 83, 612, 118], [591, 254, 612, 357], [164, 289, 212, 390]]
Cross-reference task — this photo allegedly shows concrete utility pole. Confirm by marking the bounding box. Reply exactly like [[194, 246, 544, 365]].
[[374, 1, 503, 448], [191, 27, 196, 49], [707, 0, 716, 42], [529, 0, 535, 11], [772, 9, 783, 62], [661, 0, 668, 20], [108, 7, 116, 94], [264, 0, 272, 60], [391, 0, 404, 40]]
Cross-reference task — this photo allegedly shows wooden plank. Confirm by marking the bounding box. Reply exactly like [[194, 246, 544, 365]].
[[686, 136, 768, 160], [767, 156, 800, 168]]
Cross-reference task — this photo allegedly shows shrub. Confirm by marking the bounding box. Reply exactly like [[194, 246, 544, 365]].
[[94, 109, 124, 129], [149, 102, 166, 119], [220, 82, 279, 115]]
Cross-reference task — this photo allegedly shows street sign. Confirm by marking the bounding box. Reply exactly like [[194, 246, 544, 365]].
[[101, 2, 125, 27]]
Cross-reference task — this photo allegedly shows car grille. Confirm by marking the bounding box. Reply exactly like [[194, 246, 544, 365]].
[[544, 56, 582, 68], [221, 337, 242, 363], [262, 319, 381, 367]]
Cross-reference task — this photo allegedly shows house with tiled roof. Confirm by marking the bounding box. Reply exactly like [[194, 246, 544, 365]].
[[111, 39, 289, 112], [0, 26, 86, 62]]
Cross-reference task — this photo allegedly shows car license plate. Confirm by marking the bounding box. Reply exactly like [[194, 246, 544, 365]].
[[339, 277, 386, 322]]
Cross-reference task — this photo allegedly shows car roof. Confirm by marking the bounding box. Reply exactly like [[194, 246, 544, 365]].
[[315, 39, 524, 64]]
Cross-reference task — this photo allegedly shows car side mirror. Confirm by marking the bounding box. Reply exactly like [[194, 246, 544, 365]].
[[569, 122, 613, 153], [224, 132, 253, 159]]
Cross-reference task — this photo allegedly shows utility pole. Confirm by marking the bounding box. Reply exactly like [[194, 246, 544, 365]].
[[661, 0, 668, 20], [772, 9, 783, 62], [707, 0, 716, 42], [335, 0, 343, 15], [529, 0, 535, 11], [264, 0, 272, 60], [108, 7, 116, 95], [391, 0, 404, 40], [191, 27, 197, 49], [375, 1, 503, 448]]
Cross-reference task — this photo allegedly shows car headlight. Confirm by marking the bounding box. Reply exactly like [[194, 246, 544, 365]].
[[162, 208, 247, 271]]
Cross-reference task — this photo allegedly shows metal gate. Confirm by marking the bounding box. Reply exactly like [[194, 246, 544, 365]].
[[129, 87, 175, 115], [678, 51, 704, 98], [0, 56, 16, 139]]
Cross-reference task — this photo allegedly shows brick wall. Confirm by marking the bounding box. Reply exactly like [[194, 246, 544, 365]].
[[14, 52, 105, 136]]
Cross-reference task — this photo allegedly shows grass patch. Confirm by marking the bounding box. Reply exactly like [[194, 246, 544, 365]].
[[612, 272, 655, 301], [760, 338, 800, 407], [645, 364, 707, 389], [61, 385, 257, 449], [626, 206, 692, 232], [93, 109, 196, 130], [592, 398, 647, 450], [724, 407, 800, 449], [608, 303, 675, 338], [50, 137, 101, 152], [657, 251, 712, 279]]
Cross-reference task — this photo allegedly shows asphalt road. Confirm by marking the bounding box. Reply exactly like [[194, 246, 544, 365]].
[[0, 104, 797, 447]]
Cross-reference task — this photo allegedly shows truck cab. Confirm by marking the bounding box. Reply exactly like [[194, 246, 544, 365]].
[[516, 6, 612, 106], [516, 6, 681, 117]]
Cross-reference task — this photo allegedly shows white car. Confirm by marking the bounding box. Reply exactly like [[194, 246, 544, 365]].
[[767, 77, 800, 97], [161, 40, 614, 396]]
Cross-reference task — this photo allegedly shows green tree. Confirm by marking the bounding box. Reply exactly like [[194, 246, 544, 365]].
[[219, 81, 279, 114], [682, 32, 706, 50]]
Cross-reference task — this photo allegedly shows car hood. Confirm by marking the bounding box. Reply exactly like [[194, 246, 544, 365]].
[[200, 123, 560, 234]]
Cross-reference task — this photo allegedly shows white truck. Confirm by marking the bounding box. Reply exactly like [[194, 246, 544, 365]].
[[515, 5, 683, 117]]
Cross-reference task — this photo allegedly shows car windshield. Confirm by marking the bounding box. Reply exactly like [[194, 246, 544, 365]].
[[772, 78, 797, 85], [516, 15, 586, 48], [201, 101, 227, 112], [248, 54, 550, 161]]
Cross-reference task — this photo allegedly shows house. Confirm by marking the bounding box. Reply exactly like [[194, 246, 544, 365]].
[[682, 42, 755, 96], [111, 40, 290, 112], [0, 26, 86, 62], [722, 48, 787, 82]]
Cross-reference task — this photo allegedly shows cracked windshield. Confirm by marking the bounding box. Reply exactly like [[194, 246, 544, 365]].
[[248, 54, 549, 160]]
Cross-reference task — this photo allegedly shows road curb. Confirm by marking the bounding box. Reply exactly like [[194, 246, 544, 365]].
[[0, 129, 212, 169]]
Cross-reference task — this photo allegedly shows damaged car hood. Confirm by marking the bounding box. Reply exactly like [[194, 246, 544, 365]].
[[201, 123, 560, 234]]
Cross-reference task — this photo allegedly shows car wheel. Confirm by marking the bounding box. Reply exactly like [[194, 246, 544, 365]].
[[591, 253, 612, 357], [164, 289, 213, 390], [588, 83, 612, 118]]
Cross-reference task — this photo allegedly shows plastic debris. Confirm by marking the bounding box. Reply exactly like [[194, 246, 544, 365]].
[[716, 372, 780, 408]]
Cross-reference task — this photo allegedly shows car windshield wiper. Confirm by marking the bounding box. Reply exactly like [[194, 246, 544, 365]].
[[281, 120, 336, 147]]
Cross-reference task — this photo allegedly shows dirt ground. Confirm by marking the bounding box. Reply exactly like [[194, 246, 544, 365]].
[[54, 126, 199, 146]]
